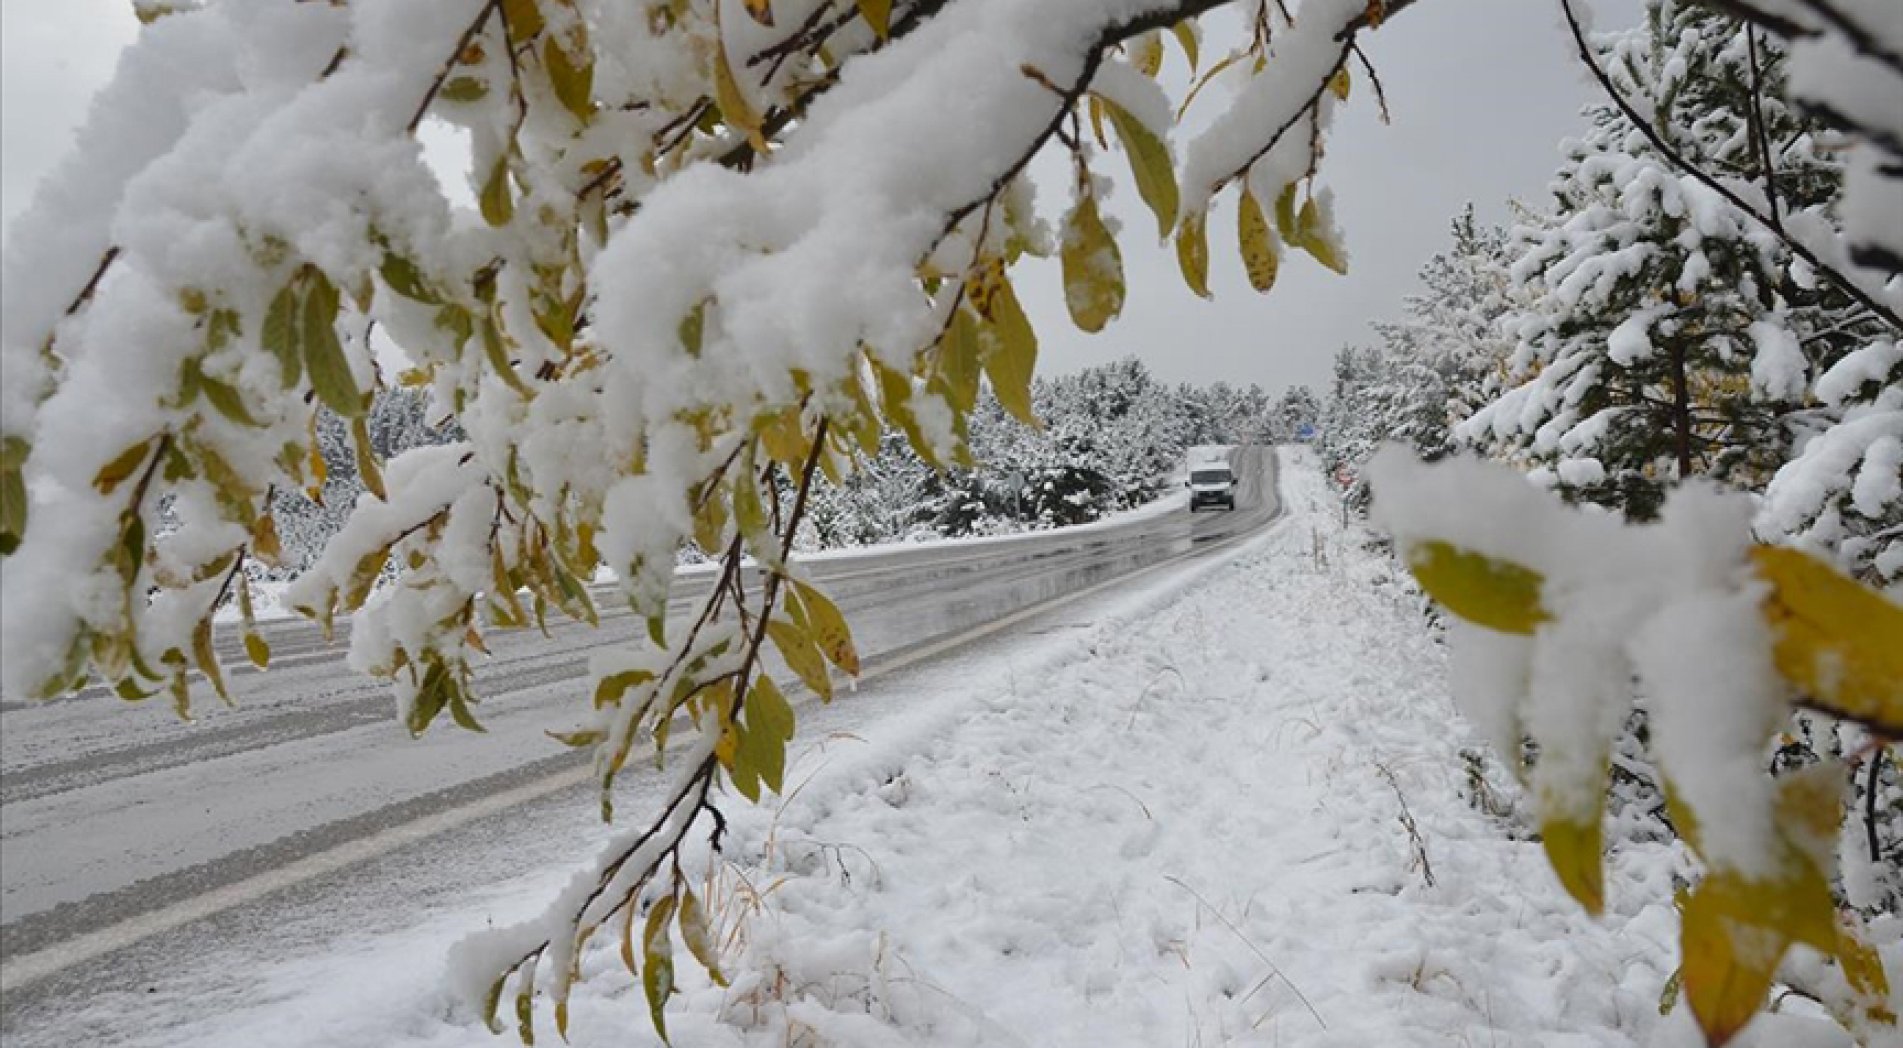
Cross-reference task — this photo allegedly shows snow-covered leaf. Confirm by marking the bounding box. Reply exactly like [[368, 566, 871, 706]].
[[1060, 194, 1124, 333]]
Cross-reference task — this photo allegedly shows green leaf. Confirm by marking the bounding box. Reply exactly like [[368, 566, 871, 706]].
[[263, 283, 302, 388], [481, 316, 533, 395], [1236, 186, 1280, 293], [409, 659, 451, 736], [439, 76, 488, 104], [543, 38, 594, 121], [192, 617, 230, 706], [0, 436, 29, 471], [446, 673, 486, 733], [1095, 94, 1178, 238], [593, 668, 654, 709], [1059, 194, 1125, 333], [678, 298, 707, 356], [350, 416, 386, 501], [302, 271, 363, 418], [480, 154, 515, 228], [1404, 540, 1548, 634], [379, 253, 441, 304], [546, 727, 605, 748], [197, 365, 261, 427], [2, 459, 28, 556], [1274, 182, 1299, 239], [642, 895, 678, 1042]]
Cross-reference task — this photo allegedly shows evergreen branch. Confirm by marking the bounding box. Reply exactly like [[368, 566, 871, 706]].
[[1559, 0, 1902, 333]]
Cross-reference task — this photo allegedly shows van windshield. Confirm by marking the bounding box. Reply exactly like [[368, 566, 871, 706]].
[[1191, 470, 1231, 485]]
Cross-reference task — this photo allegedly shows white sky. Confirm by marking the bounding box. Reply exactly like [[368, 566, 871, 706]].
[[0, 0, 1636, 396]]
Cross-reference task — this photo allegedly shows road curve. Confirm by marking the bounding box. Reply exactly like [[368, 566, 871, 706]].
[[0, 448, 1279, 1006]]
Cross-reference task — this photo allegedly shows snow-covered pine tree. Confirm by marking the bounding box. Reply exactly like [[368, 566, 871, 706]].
[[1318, 208, 1516, 502], [1463, 0, 1895, 525], [1267, 384, 1320, 442], [1373, 206, 1517, 459]]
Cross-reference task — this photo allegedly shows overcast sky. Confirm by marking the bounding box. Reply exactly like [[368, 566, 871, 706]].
[[1, 0, 1637, 396]]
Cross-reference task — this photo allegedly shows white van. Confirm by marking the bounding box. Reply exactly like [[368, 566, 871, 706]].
[[1187, 462, 1236, 511]]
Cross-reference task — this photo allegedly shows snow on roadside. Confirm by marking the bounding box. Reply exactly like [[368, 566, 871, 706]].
[[167, 449, 1863, 1048], [531, 449, 1822, 1047]]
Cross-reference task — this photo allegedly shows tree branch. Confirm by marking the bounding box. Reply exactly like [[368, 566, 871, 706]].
[[1557, 0, 1902, 332]]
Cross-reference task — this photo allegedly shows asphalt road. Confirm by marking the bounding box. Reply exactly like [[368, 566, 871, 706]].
[[0, 447, 1279, 1037]]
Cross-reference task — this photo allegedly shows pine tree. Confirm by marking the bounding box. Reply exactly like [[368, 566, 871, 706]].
[[1462, 0, 1884, 523]]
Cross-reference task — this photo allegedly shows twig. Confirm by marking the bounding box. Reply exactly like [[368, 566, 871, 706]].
[[407, 0, 500, 133], [1162, 874, 1327, 1031]]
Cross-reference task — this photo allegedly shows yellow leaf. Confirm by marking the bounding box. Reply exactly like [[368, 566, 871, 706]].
[[1236, 186, 1279, 293], [1329, 66, 1351, 100], [1175, 207, 1210, 299], [1130, 31, 1163, 78], [856, 0, 889, 38], [743, 0, 774, 27], [1059, 195, 1125, 333], [936, 306, 982, 414], [244, 632, 271, 669], [1176, 52, 1239, 121], [768, 617, 831, 701], [94, 440, 154, 495], [872, 357, 938, 468], [791, 580, 858, 676], [1094, 95, 1178, 239], [1296, 196, 1348, 274], [501, 0, 543, 43], [192, 617, 230, 706], [968, 266, 1037, 427], [1539, 813, 1604, 916], [542, 36, 594, 121], [1169, 21, 1199, 74], [1751, 545, 1903, 736], [1680, 876, 1789, 1046], [1404, 540, 1549, 634], [350, 416, 386, 502], [713, 14, 763, 150], [679, 889, 727, 987], [251, 511, 282, 566]]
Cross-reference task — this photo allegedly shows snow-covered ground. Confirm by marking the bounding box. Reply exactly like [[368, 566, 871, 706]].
[[32, 451, 1882, 1047]]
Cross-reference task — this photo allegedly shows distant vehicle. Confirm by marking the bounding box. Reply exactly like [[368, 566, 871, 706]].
[[1187, 461, 1237, 511]]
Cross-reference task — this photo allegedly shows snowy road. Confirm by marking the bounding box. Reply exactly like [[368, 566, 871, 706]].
[[0, 449, 1278, 1033]]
